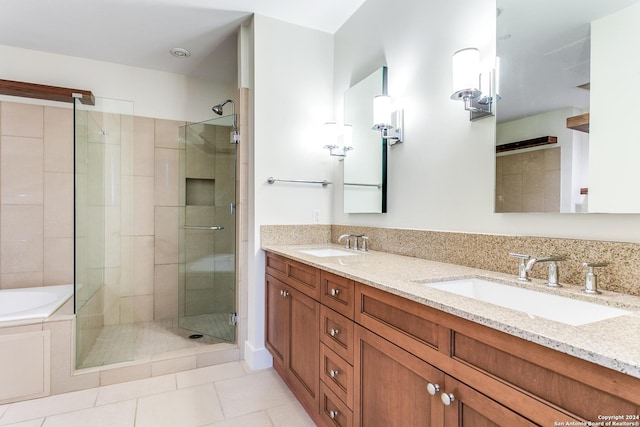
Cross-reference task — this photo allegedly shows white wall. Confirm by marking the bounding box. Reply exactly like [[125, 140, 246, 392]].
[[246, 15, 334, 369], [331, 0, 640, 243], [0, 44, 236, 122], [590, 2, 640, 213]]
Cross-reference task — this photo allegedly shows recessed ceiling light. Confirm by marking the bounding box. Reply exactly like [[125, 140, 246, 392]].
[[170, 48, 191, 58]]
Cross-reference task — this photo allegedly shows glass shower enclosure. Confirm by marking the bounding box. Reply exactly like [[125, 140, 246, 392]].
[[74, 100, 237, 370], [178, 115, 237, 343], [74, 97, 136, 368]]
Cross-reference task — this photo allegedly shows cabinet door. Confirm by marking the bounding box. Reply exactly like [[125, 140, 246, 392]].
[[441, 376, 539, 427], [354, 325, 444, 427], [287, 286, 320, 411], [265, 274, 289, 368]]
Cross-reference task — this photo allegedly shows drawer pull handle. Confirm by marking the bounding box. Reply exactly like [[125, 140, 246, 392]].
[[330, 288, 340, 296], [441, 392, 455, 406], [426, 383, 440, 396], [329, 369, 339, 378], [329, 410, 339, 419], [281, 290, 289, 298], [330, 328, 339, 337]]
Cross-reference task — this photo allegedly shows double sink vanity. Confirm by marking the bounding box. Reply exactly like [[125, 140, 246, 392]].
[[263, 240, 640, 426]]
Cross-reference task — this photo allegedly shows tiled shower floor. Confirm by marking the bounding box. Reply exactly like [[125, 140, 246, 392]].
[[79, 315, 231, 368]]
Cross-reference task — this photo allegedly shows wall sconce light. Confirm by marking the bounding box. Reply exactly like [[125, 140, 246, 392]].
[[323, 122, 353, 157], [450, 47, 495, 121], [372, 95, 403, 145]]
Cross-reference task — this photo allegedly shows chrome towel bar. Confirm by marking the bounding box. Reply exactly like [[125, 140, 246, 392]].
[[267, 177, 331, 187], [344, 182, 382, 188], [180, 226, 224, 230]]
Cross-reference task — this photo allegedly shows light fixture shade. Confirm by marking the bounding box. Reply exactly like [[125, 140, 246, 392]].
[[342, 124, 353, 148], [452, 47, 480, 96], [373, 95, 392, 129]]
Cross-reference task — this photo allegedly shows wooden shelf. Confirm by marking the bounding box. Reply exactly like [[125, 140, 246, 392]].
[[566, 113, 589, 133], [496, 136, 557, 153], [0, 79, 94, 105]]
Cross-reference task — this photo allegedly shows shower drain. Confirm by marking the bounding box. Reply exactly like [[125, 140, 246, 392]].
[[188, 334, 204, 339]]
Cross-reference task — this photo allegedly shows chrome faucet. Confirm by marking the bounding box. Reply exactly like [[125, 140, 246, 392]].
[[509, 253, 531, 281], [582, 262, 608, 294], [337, 234, 368, 251], [525, 255, 566, 287]]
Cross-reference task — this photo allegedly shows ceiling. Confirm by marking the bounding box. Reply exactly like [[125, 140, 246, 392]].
[[497, 0, 638, 123], [0, 0, 367, 84]]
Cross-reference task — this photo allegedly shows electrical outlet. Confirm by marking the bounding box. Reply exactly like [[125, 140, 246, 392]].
[[312, 210, 320, 224]]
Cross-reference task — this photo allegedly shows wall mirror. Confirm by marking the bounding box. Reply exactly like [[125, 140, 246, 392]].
[[343, 66, 387, 213], [495, 0, 640, 213]]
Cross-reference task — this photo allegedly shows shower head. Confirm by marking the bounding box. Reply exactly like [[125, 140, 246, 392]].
[[212, 100, 233, 116], [211, 99, 239, 142], [212, 104, 224, 115]]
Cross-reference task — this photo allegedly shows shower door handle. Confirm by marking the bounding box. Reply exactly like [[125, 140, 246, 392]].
[[180, 226, 224, 231]]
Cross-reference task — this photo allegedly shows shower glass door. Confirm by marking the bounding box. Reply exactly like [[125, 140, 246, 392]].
[[74, 97, 136, 368], [178, 115, 237, 343]]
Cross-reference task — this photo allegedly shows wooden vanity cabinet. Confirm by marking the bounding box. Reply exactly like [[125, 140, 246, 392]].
[[354, 324, 445, 426], [355, 281, 640, 425], [265, 252, 640, 427], [265, 273, 320, 416]]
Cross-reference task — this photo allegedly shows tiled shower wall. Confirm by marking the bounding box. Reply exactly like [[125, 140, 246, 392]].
[[0, 100, 184, 323]]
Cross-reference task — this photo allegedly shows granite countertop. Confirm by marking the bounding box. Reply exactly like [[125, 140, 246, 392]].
[[263, 243, 640, 379]]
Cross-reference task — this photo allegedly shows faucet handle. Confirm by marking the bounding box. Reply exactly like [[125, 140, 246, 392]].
[[582, 262, 608, 294], [508, 253, 530, 260], [509, 253, 531, 281], [583, 262, 608, 269], [361, 236, 369, 252]]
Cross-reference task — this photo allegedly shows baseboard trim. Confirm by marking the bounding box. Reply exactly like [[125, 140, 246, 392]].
[[243, 341, 273, 371]]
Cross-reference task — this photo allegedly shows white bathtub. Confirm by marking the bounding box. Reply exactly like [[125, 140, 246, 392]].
[[0, 284, 74, 322]]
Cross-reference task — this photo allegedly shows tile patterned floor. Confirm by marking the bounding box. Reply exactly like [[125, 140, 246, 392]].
[[0, 362, 317, 427], [79, 318, 228, 368]]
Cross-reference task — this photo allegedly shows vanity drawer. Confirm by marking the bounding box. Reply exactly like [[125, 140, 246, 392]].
[[265, 251, 321, 300], [320, 344, 353, 410], [355, 282, 442, 358], [320, 305, 354, 365], [321, 271, 355, 319], [320, 382, 353, 427], [451, 327, 640, 422]]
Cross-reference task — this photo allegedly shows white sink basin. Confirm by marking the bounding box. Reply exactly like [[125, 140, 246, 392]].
[[298, 248, 359, 257], [427, 278, 630, 326]]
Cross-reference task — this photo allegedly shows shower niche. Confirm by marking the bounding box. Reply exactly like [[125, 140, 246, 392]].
[[186, 178, 216, 206]]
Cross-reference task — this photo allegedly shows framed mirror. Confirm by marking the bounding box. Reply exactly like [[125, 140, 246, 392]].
[[343, 67, 387, 213], [495, 0, 640, 213]]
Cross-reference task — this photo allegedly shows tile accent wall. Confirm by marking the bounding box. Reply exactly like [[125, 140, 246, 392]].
[[0, 100, 185, 321], [260, 224, 640, 297], [0, 102, 74, 288]]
